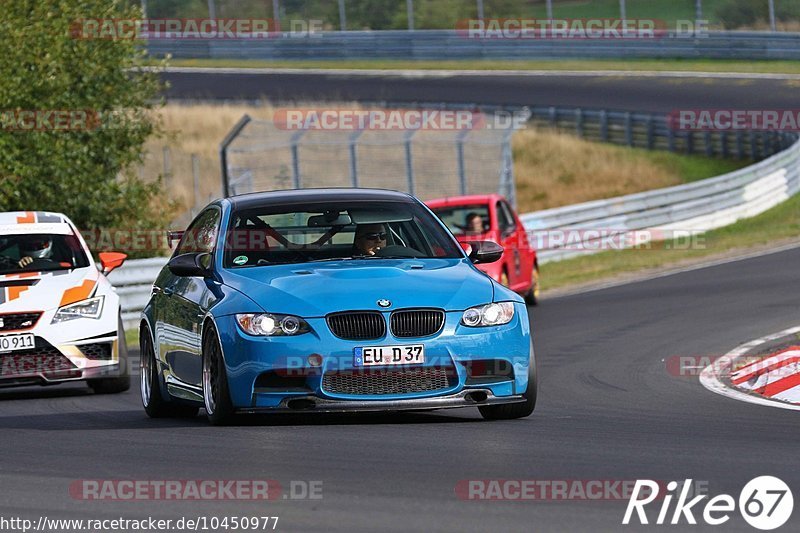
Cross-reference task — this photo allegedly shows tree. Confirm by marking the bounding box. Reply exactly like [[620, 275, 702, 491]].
[[0, 0, 172, 249]]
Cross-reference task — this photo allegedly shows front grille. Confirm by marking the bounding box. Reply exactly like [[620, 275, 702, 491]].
[[322, 367, 453, 396], [327, 312, 385, 340], [390, 309, 445, 338], [0, 345, 78, 378], [78, 343, 112, 360], [0, 313, 42, 332]]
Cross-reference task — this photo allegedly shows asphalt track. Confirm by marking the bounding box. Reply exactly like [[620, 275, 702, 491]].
[[161, 69, 800, 112], [2, 245, 799, 532]]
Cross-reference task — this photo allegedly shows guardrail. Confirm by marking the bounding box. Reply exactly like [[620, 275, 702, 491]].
[[523, 136, 800, 263], [147, 30, 800, 61]]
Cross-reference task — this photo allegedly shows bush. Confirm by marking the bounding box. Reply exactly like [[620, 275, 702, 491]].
[[0, 0, 173, 257]]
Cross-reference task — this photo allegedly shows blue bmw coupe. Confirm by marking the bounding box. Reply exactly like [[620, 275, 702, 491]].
[[140, 189, 536, 424]]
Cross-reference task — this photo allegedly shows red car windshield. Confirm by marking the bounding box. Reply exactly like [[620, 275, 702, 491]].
[[430, 204, 491, 236]]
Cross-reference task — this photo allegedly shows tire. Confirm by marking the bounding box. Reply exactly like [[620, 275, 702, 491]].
[[88, 317, 131, 394], [479, 349, 537, 421], [202, 324, 236, 426], [140, 325, 198, 418], [524, 265, 540, 307]]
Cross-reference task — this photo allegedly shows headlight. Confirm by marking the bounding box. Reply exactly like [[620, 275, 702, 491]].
[[461, 302, 515, 327], [236, 313, 310, 336], [52, 296, 104, 323]]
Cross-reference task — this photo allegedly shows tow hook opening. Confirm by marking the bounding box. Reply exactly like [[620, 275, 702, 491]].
[[287, 399, 316, 410], [466, 391, 488, 403]]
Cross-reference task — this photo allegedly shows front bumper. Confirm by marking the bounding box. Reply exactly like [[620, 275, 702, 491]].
[[215, 302, 532, 409], [237, 389, 526, 414], [0, 333, 123, 387]]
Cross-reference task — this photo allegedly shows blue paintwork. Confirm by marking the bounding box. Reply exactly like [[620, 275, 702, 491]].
[[142, 191, 532, 411]]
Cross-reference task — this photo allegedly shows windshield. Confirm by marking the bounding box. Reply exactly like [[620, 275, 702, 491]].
[[430, 204, 491, 236], [224, 200, 463, 268], [0, 233, 90, 275]]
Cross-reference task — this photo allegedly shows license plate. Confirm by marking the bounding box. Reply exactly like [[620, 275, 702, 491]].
[[0, 333, 35, 353], [354, 345, 425, 367]]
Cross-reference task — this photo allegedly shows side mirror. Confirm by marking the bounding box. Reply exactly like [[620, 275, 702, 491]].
[[467, 240, 504, 264], [168, 253, 212, 278], [99, 252, 127, 275]]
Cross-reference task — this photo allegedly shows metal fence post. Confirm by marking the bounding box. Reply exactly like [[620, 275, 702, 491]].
[[501, 128, 516, 208], [548, 106, 557, 128], [721, 132, 729, 159], [736, 131, 744, 159], [456, 129, 471, 196], [749, 132, 758, 160], [406, 0, 414, 31], [219, 114, 252, 197], [191, 154, 201, 217], [338, 0, 347, 31], [704, 131, 713, 157], [624, 112, 633, 146], [575, 108, 584, 138], [600, 110, 609, 142], [686, 131, 694, 154], [667, 126, 676, 152], [162, 146, 172, 191], [290, 130, 306, 189], [404, 130, 417, 196], [349, 130, 364, 187], [272, 0, 281, 30], [646, 115, 655, 149]]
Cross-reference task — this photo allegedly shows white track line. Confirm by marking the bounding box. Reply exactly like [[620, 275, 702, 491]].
[[700, 326, 800, 411], [157, 66, 800, 80]]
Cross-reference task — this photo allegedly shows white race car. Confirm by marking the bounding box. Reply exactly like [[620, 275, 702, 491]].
[[0, 211, 129, 393]]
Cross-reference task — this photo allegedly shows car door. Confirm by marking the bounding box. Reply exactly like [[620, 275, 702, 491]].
[[496, 200, 522, 289], [157, 207, 221, 388]]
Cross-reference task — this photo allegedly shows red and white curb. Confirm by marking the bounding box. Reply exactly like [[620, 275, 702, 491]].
[[700, 326, 800, 410]]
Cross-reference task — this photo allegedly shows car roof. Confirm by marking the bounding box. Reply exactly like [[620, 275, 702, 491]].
[[0, 211, 69, 225], [227, 188, 416, 210], [426, 194, 504, 208]]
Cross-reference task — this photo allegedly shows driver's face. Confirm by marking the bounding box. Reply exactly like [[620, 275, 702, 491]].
[[21, 237, 51, 251], [355, 225, 387, 255]]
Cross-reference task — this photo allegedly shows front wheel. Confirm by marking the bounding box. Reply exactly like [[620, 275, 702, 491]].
[[524, 266, 540, 306], [140, 325, 198, 418], [202, 324, 235, 426]]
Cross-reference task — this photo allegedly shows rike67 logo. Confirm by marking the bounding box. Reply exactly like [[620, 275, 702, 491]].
[[623, 477, 793, 530]]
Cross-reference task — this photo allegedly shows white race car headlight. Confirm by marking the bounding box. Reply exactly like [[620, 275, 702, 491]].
[[52, 296, 105, 323], [461, 302, 515, 327], [236, 313, 310, 336]]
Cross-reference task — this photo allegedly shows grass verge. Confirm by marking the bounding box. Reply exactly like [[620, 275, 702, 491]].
[[540, 192, 800, 291], [156, 58, 800, 75]]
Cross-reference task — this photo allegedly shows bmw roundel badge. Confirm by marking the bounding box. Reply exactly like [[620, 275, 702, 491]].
[[377, 299, 391, 308]]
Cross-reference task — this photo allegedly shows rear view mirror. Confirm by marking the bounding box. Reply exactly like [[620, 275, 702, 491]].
[[307, 212, 353, 227]]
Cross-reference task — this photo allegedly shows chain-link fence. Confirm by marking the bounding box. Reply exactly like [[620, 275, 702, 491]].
[[222, 111, 524, 206]]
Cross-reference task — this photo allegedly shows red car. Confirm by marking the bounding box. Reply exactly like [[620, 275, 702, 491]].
[[427, 194, 539, 305]]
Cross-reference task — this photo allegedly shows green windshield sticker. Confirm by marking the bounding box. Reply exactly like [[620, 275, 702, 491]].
[[233, 255, 248, 266]]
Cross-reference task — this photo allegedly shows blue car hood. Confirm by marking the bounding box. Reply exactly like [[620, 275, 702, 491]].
[[222, 258, 493, 317]]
